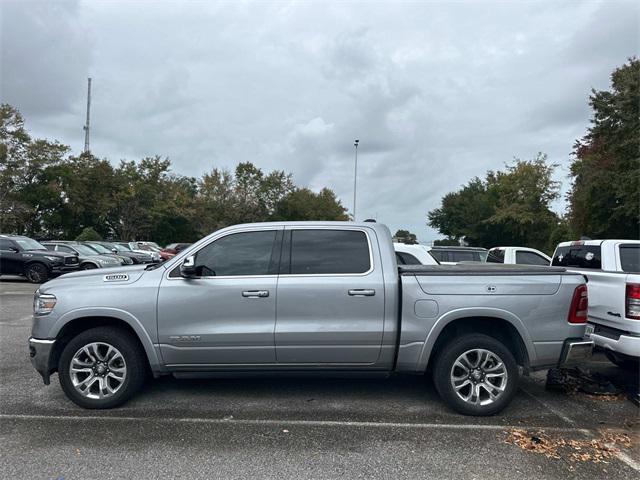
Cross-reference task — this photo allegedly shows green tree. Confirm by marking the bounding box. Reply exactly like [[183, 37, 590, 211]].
[[0, 104, 351, 242], [433, 238, 460, 246], [50, 153, 119, 239], [0, 104, 69, 236], [427, 155, 561, 250], [568, 58, 640, 239], [393, 229, 418, 244], [75, 226, 102, 241], [274, 188, 348, 221]]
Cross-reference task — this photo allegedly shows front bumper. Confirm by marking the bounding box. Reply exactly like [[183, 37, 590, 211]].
[[558, 338, 593, 366], [28, 337, 55, 385], [51, 265, 80, 274]]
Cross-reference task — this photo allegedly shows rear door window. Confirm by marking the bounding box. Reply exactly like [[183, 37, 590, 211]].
[[515, 251, 549, 266], [620, 245, 640, 273], [487, 249, 505, 263], [289, 229, 370, 274], [396, 252, 422, 265], [448, 251, 476, 262], [429, 250, 445, 262], [552, 245, 602, 270], [0, 239, 16, 251]]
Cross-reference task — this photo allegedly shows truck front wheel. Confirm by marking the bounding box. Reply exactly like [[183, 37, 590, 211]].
[[433, 334, 518, 416], [58, 327, 146, 409]]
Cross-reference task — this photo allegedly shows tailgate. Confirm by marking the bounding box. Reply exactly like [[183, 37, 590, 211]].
[[587, 271, 640, 334]]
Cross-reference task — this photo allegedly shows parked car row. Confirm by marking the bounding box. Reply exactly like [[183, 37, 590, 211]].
[[394, 244, 552, 267], [0, 234, 192, 283]]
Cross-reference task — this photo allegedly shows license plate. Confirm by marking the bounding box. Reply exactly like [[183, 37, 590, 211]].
[[584, 324, 594, 338]]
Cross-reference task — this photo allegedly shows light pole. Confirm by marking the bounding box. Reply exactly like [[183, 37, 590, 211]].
[[353, 139, 359, 221]]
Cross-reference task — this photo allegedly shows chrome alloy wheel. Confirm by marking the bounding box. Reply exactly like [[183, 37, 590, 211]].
[[450, 348, 508, 406], [69, 342, 127, 399]]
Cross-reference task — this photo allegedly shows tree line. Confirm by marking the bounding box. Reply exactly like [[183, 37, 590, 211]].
[[427, 58, 639, 252], [0, 105, 348, 244]]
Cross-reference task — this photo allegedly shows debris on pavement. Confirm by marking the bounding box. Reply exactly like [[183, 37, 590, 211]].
[[504, 428, 634, 467], [546, 367, 622, 397]]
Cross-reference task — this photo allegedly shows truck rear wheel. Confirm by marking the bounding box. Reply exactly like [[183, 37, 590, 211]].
[[58, 327, 146, 409], [433, 334, 518, 416]]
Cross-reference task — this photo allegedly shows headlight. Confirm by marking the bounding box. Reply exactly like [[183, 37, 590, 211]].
[[44, 256, 62, 263], [33, 292, 57, 315]]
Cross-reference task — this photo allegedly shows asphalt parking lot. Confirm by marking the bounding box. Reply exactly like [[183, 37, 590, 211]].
[[1, 278, 638, 479]]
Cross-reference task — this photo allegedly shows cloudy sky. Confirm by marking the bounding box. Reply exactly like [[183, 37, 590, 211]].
[[1, 0, 638, 242]]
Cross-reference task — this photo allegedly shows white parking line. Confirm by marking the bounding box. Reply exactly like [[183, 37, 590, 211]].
[[519, 387, 577, 426], [0, 413, 593, 435], [615, 450, 640, 472]]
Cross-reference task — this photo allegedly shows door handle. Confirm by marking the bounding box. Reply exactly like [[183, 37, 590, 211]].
[[242, 290, 269, 298], [348, 289, 375, 296]]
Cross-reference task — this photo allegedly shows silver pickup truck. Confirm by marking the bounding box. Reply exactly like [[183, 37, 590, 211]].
[[29, 222, 592, 415]]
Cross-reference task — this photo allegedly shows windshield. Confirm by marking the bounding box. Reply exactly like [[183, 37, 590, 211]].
[[15, 238, 46, 251], [86, 243, 111, 254], [117, 243, 133, 251], [104, 243, 127, 252], [74, 244, 101, 256]]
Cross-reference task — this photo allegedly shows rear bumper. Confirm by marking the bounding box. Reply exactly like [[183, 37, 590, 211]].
[[587, 323, 640, 358], [558, 338, 593, 366], [28, 337, 55, 385]]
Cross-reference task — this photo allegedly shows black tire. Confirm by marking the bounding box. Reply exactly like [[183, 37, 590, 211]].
[[605, 351, 639, 371], [81, 263, 98, 270], [25, 262, 49, 283], [58, 327, 147, 409], [432, 333, 519, 416]]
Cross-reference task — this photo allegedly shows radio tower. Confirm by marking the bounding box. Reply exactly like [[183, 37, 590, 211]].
[[83, 77, 92, 153]]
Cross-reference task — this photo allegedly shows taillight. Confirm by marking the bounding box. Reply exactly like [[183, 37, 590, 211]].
[[568, 284, 588, 323], [626, 283, 640, 320]]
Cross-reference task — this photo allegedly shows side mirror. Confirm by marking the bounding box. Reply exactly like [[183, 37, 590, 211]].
[[111, 248, 118, 253], [180, 255, 197, 278], [9, 247, 20, 253]]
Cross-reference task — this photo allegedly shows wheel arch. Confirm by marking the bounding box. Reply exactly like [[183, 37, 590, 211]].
[[417, 309, 534, 373], [80, 261, 100, 269], [50, 310, 164, 377], [23, 259, 51, 272]]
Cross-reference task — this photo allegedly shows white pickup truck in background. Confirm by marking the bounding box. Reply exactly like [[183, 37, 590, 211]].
[[552, 240, 640, 369], [393, 243, 439, 266], [487, 246, 551, 266]]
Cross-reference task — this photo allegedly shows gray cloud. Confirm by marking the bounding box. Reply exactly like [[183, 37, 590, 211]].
[[1, 0, 637, 242]]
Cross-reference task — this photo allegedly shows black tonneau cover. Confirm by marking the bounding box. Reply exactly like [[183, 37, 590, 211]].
[[399, 263, 573, 276]]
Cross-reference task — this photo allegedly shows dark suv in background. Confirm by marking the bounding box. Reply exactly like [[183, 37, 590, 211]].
[[0, 235, 80, 283]]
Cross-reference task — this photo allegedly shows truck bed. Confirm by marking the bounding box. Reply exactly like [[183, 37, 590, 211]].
[[399, 264, 573, 276]]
